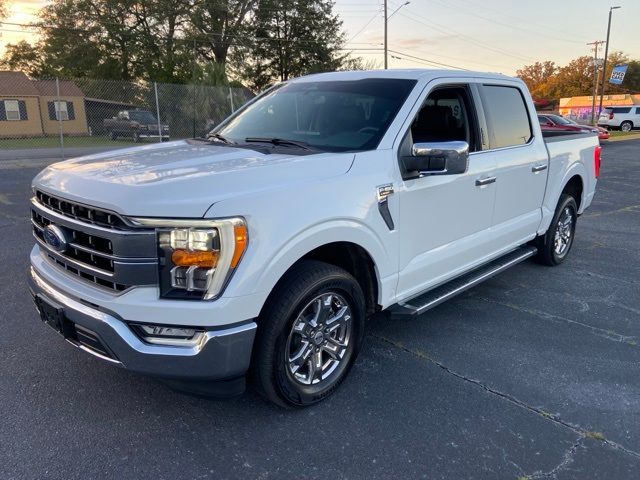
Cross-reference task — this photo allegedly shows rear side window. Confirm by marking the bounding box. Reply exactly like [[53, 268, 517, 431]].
[[612, 107, 631, 114], [636, 108, 640, 115], [480, 85, 532, 149]]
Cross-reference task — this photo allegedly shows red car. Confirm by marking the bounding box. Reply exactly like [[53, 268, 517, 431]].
[[538, 114, 609, 141]]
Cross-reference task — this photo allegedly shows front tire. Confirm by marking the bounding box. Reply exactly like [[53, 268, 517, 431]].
[[620, 121, 633, 133], [535, 194, 578, 266], [252, 260, 365, 407]]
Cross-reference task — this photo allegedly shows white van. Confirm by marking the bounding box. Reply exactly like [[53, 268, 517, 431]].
[[598, 106, 640, 132]]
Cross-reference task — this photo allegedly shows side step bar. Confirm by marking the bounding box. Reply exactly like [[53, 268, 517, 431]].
[[389, 246, 538, 318]]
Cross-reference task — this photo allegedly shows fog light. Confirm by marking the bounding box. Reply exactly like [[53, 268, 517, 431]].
[[133, 324, 204, 346]]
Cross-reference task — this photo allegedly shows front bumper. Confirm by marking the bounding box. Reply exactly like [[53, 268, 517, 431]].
[[28, 267, 257, 383]]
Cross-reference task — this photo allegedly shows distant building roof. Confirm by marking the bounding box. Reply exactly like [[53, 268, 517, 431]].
[[33, 79, 85, 97], [0, 71, 40, 96], [559, 94, 640, 108]]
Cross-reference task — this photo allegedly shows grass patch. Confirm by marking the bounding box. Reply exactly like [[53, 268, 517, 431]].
[[585, 431, 606, 441], [609, 130, 640, 138]]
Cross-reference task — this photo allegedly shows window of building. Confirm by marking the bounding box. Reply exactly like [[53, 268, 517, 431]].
[[55, 101, 69, 121], [4, 100, 20, 121]]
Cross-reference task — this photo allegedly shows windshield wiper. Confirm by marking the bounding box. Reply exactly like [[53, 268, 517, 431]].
[[245, 137, 313, 150], [207, 132, 235, 144]]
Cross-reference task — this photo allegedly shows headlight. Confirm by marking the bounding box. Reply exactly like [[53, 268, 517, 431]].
[[129, 217, 248, 300]]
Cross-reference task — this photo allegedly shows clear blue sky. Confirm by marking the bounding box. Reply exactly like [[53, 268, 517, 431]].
[[2, 0, 639, 75], [335, 0, 640, 73]]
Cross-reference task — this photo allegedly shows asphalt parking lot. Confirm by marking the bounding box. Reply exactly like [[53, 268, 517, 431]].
[[1, 140, 639, 480]]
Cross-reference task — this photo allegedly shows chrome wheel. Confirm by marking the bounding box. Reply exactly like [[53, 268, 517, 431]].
[[621, 122, 632, 133], [285, 292, 352, 386], [554, 206, 574, 256]]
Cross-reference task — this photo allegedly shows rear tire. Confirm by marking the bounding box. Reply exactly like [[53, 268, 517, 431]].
[[132, 131, 140, 143], [252, 260, 366, 408], [620, 121, 633, 133], [110, 131, 117, 141], [535, 194, 578, 266]]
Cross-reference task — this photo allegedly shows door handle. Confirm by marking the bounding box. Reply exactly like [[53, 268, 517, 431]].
[[475, 176, 496, 187], [531, 164, 548, 173]]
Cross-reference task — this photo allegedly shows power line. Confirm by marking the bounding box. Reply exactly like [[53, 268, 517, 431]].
[[389, 49, 468, 70], [395, 10, 535, 63], [421, 0, 586, 45]]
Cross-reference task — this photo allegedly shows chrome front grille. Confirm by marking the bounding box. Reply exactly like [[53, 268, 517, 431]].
[[35, 190, 129, 230], [31, 191, 158, 293]]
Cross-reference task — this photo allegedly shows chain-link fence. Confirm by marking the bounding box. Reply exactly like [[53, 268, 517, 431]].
[[0, 71, 254, 159]]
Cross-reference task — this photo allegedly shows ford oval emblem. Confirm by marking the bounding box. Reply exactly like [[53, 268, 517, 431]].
[[43, 224, 68, 253]]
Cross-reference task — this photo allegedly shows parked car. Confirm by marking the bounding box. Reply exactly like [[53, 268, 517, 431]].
[[565, 118, 609, 141], [597, 106, 640, 132], [29, 70, 600, 407], [103, 110, 170, 142], [538, 114, 606, 141]]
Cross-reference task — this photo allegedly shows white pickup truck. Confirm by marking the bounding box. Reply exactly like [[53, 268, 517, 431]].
[[29, 70, 600, 407]]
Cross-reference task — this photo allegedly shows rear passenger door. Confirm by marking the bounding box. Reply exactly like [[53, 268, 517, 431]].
[[478, 84, 549, 248]]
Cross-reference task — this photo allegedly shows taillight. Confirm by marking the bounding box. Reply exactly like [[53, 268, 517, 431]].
[[594, 145, 602, 178], [609, 112, 614, 120]]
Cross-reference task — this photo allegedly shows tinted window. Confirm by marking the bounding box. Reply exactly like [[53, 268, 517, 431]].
[[635, 107, 640, 115], [612, 107, 631, 114], [410, 86, 478, 151], [481, 85, 532, 149], [129, 111, 157, 123], [216, 79, 416, 152]]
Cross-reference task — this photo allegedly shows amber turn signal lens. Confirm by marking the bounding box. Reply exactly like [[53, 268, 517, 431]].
[[171, 249, 219, 268], [231, 225, 248, 268]]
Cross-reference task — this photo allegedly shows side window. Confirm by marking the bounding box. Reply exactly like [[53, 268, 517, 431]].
[[636, 107, 640, 115], [409, 86, 478, 152], [480, 85, 532, 149], [613, 107, 631, 114]]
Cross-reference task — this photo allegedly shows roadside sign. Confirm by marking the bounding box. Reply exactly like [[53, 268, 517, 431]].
[[609, 65, 628, 85]]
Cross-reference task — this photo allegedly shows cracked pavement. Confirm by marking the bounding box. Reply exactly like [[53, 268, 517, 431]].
[[1, 139, 640, 479]]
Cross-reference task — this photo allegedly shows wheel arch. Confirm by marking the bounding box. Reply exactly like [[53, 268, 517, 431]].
[[252, 223, 391, 319]]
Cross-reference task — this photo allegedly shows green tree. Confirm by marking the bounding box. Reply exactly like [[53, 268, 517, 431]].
[[33, 0, 193, 82], [237, 0, 345, 91], [188, 0, 257, 69], [0, 40, 47, 76]]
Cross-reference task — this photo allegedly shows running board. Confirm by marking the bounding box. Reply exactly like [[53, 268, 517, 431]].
[[389, 246, 538, 318]]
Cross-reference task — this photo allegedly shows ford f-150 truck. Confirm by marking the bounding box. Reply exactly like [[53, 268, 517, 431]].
[[29, 70, 600, 407]]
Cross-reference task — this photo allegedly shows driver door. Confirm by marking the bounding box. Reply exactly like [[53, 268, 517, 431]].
[[395, 82, 498, 300]]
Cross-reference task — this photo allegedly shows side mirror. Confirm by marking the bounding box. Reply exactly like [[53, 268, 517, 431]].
[[403, 141, 469, 176]]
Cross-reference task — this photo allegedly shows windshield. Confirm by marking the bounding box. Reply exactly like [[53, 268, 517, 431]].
[[129, 111, 157, 123], [215, 78, 417, 152], [549, 115, 571, 125]]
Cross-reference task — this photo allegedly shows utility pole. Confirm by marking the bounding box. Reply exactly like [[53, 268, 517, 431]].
[[598, 6, 621, 116], [588, 40, 605, 125], [383, 1, 409, 70], [383, 0, 388, 69]]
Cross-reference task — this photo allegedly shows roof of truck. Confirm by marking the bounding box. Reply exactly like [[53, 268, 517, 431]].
[[292, 69, 515, 83]]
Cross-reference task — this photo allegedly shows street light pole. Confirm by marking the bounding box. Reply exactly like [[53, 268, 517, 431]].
[[588, 40, 604, 125], [384, 0, 388, 69], [598, 6, 621, 116]]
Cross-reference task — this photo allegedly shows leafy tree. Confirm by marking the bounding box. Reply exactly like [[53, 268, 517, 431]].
[[237, 0, 345, 91], [0, 41, 47, 76], [188, 0, 257, 67], [516, 61, 557, 99], [0, 0, 7, 20]]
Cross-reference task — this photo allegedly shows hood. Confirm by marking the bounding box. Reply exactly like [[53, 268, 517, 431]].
[[33, 140, 354, 217]]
